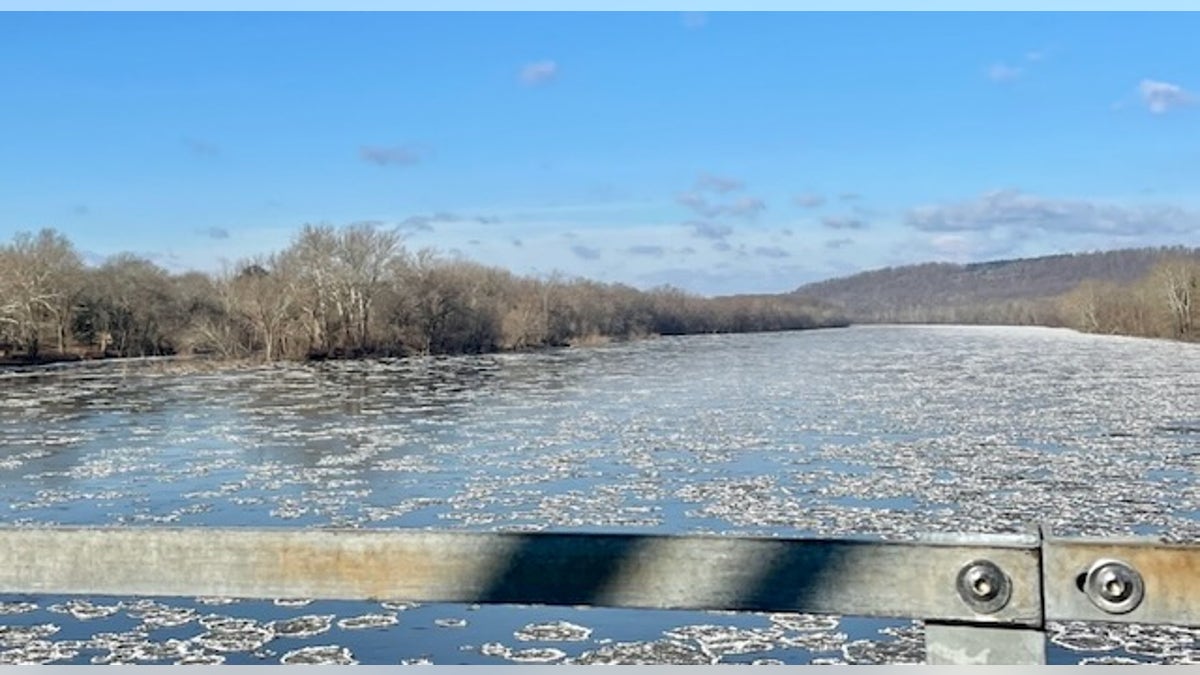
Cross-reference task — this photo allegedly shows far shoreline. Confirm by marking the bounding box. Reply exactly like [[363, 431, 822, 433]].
[[0, 322, 854, 377], [9, 320, 1198, 383]]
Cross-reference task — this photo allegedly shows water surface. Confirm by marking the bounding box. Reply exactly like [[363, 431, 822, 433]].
[[1, 325, 1197, 664]]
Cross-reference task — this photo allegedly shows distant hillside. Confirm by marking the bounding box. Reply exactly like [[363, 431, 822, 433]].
[[791, 246, 1200, 323]]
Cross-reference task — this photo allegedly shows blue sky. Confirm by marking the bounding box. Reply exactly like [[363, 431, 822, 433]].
[[2, 12, 1198, 294]]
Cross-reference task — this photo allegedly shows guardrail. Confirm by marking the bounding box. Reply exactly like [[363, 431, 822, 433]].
[[0, 526, 1195, 664]]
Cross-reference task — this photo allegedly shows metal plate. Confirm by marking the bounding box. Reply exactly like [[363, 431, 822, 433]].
[[1043, 537, 1199, 626], [0, 526, 1043, 625]]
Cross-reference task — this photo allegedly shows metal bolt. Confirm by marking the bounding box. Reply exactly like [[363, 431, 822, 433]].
[[1083, 559, 1144, 614], [956, 559, 1011, 614]]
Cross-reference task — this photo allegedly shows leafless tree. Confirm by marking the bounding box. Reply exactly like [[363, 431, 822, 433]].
[[0, 229, 83, 355]]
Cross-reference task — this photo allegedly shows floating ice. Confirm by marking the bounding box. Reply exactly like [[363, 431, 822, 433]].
[[0, 624, 60, 648], [508, 647, 567, 663], [280, 645, 357, 665], [337, 614, 398, 630], [514, 620, 593, 642], [570, 639, 716, 665], [268, 614, 334, 638]]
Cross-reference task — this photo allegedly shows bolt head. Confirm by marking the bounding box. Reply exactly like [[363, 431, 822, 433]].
[[956, 560, 1011, 614], [1084, 559, 1144, 615], [1097, 566, 1132, 601], [965, 567, 1000, 600]]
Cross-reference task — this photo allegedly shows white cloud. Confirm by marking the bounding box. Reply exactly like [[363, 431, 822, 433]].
[[793, 193, 825, 208], [986, 62, 1022, 83], [1139, 79, 1193, 114], [906, 189, 1199, 237], [519, 60, 559, 87], [676, 191, 764, 220], [726, 196, 766, 219]]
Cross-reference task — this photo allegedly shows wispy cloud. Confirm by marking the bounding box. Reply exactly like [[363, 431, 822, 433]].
[[695, 172, 744, 193], [677, 191, 722, 218], [821, 216, 868, 230], [398, 211, 499, 232], [360, 144, 426, 167], [687, 220, 733, 241], [677, 191, 764, 219], [570, 244, 601, 260], [398, 217, 435, 232], [912, 232, 1024, 263], [1139, 79, 1193, 114], [987, 47, 1053, 84], [825, 237, 854, 249], [986, 62, 1022, 83], [753, 246, 790, 259], [519, 60, 559, 87], [793, 193, 825, 208], [726, 196, 766, 219], [72, 204, 90, 216], [628, 245, 666, 257], [142, 250, 183, 267], [197, 226, 230, 240], [906, 189, 1199, 236]]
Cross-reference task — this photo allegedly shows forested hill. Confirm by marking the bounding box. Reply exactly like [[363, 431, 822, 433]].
[[791, 246, 1200, 324]]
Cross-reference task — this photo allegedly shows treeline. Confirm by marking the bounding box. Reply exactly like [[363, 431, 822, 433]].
[[805, 255, 1200, 342], [792, 246, 1200, 342], [0, 225, 847, 363], [794, 247, 1197, 320], [1054, 257, 1198, 340]]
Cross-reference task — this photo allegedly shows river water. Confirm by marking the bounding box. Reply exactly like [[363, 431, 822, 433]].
[[0, 325, 1197, 664]]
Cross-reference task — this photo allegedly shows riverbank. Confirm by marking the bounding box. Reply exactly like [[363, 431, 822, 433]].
[[0, 322, 853, 376]]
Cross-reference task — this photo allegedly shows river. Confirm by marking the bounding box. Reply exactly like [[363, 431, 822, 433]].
[[0, 325, 1196, 664]]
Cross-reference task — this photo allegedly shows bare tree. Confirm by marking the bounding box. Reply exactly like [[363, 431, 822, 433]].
[[74, 254, 179, 356], [1149, 257, 1198, 339], [337, 222, 405, 352], [1, 229, 83, 356], [1, 225, 850, 364], [228, 256, 300, 362]]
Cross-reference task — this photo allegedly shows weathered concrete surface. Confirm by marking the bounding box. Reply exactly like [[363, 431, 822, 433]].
[[925, 623, 1047, 665]]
